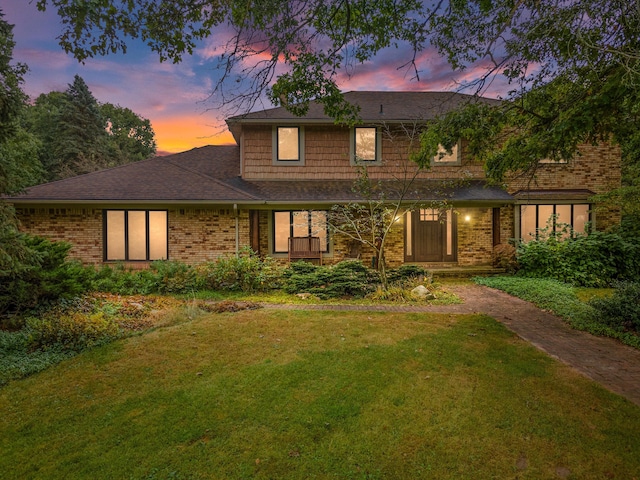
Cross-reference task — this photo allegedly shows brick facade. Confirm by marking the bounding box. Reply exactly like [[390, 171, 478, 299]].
[[16, 207, 251, 265]]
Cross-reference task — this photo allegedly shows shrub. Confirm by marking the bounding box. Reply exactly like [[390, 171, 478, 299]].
[[492, 243, 518, 272], [283, 260, 380, 299], [385, 264, 430, 285], [151, 261, 204, 293], [590, 282, 640, 333], [516, 231, 640, 287], [0, 235, 90, 317], [204, 248, 283, 292], [27, 310, 121, 352]]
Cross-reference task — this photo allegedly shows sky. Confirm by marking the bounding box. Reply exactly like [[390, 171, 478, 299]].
[[4, 1, 510, 155]]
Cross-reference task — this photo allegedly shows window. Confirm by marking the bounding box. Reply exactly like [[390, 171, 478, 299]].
[[273, 126, 304, 164], [419, 208, 439, 221], [432, 142, 460, 165], [273, 210, 329, 253], [351, 126, 380, 164], [539, 157, 568, 164], [104, 210, 168, 261], [520, 204, 589, 241]]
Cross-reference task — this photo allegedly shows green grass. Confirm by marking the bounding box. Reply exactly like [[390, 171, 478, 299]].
[[1, 308, 639, 479], [474, 276, 640, 349]]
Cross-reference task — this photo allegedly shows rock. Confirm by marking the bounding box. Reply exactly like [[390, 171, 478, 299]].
[[411, 285, 436, 300]]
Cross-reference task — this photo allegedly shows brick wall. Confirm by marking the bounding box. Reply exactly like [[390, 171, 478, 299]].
[[16, 207, 103, 263], [506, 143, 621, 194], [15, 207, 251, 265], [169, 208, 250, 263], [456, 208, 494, 265]]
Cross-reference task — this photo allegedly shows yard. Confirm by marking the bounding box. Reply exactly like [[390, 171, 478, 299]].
[[2, 306, 639, 479]]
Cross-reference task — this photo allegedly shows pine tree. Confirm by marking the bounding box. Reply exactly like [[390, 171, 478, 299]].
[[49, 75, 110, 179]]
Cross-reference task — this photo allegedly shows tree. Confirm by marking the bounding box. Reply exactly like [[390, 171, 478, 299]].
[[0, 10, 40, 275], [22, 79, 157, 182], [49, 74, 111, 179], [38, 1, 640, 163], [328, 123, 454, 289], [101, 103, 156, 163]]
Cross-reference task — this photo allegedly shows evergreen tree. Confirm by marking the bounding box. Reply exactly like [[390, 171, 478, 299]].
[[49, 74, 110, 179], [0, 10, 40, 276]]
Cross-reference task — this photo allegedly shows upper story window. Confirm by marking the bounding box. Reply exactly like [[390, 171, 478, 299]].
[[432, 142, 460, 165], [273, 126, 305, 165], [351, 126, 381, 165], [104, 210, 168, 261]]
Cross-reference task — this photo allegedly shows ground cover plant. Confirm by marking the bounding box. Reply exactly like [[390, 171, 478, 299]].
[[1, 308, 639, 479], [0, 293, 183, 386], [475, 276, 640, 349]]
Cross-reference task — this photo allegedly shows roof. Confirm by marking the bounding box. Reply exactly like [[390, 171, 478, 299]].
[[8, 146, 252, 203], [8, 145, 513, 206], [226, 91, 502, 142]]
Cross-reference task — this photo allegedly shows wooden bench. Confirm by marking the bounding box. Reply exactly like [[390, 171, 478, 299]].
[[288, 236, 323, 265]]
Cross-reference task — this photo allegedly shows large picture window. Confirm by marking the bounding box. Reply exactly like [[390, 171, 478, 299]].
[[273, 126, 304, 164], [104, 210, 168, 261], [520, 204, 589, 241], [273, 210, 329, 253], [352, 126, 380, 164]]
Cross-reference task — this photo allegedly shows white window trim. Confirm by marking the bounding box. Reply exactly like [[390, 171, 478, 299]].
[[350, 126, 382, 165], [272, 126, 305, 165]]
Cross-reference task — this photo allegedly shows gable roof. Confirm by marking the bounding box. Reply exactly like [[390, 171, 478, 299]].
[[226, 91, 501, 141], [8, 145, 512, 206]]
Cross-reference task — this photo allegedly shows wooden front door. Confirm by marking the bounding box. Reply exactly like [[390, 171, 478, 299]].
[[407, 209, 457, 263]]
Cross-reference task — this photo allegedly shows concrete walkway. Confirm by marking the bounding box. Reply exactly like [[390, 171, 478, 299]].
[[264, 284, 640, 406]]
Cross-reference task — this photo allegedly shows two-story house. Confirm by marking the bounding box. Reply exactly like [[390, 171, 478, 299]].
[[8, 91, 621, 268]]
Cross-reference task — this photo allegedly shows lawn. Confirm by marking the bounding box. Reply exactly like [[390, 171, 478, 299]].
[[2, 308, 639, 479]]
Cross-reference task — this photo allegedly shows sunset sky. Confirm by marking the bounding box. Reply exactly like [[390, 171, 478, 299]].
[[4, 1, 510, 155]]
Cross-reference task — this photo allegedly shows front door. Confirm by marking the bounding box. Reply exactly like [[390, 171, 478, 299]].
[[406, 209, 457, 262]]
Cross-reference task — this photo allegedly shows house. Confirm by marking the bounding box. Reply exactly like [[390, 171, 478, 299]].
[[8, 91, 621, 268]]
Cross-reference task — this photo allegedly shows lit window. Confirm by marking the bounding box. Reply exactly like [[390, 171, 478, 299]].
[[353, 127, 379, 163], [104, 210, 168, 261], [277, 127, 299, 161], [520, 204, 590, 241], [273, 210, 329, 253], [419, 209, 439, 221], [432, 142, 460, 165]]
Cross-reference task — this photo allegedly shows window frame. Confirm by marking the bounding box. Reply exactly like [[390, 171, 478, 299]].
[[431, 141, 461, 166], [272, 210, 330, 254], [273, 126, 305, 165], [519, 203, 590, 241], [350, 126, 382, 165], [103, 209, 169, 262]]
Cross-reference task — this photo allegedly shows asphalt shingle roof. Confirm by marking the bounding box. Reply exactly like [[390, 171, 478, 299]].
[[227, 91, 501, 123], [9, 145, 512, 205]]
